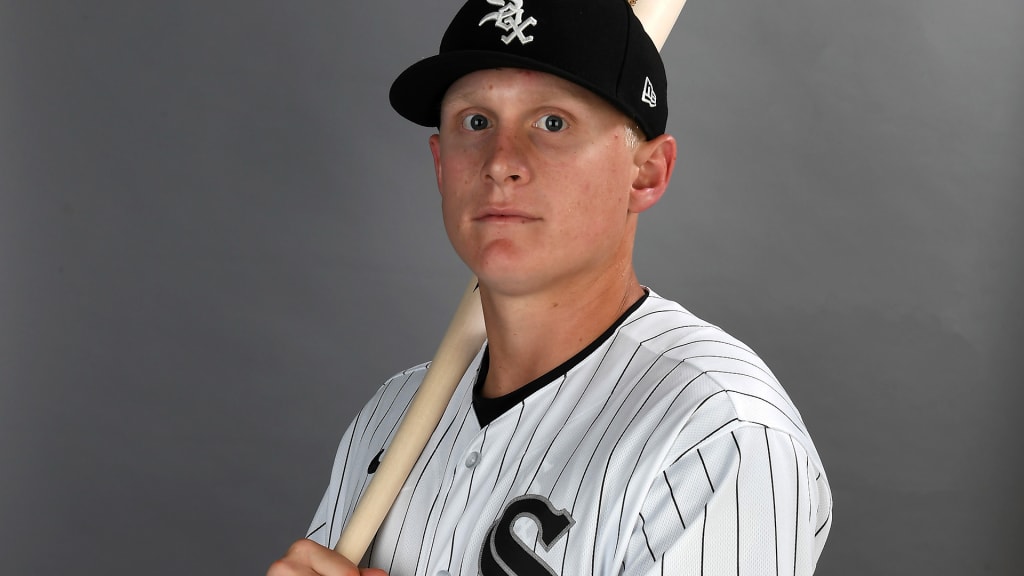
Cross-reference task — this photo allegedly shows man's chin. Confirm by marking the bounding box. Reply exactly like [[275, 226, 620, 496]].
[[473, 270, 551, 300]]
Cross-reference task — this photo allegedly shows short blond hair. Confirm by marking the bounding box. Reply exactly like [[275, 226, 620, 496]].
[[624, 122, 643, 149]]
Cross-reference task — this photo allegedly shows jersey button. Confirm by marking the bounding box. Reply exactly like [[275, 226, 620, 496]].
[[436, 571, 450, 576], [464, 451, 480, 468]]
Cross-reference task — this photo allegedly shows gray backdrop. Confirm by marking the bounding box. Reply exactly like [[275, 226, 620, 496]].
[[2, 0, 1021, 574]]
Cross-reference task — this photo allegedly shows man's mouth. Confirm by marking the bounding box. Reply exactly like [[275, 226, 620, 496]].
[[475, 208, 539, 223]]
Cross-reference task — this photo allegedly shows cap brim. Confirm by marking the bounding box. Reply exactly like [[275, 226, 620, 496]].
[[389, 50, 622, 130]]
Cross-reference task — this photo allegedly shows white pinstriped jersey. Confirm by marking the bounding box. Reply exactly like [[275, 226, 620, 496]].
[[307, 291, 832, 575]]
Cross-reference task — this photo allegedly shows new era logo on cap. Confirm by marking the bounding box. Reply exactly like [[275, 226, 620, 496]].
[[641, 76, 657, 107]]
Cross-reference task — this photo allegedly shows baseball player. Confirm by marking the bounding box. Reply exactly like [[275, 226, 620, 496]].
[[269, 0, 832, 574]]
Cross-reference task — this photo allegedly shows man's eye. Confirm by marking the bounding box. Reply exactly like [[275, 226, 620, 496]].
[[462, 114, 490, 131], [536, 114, 567, 132]]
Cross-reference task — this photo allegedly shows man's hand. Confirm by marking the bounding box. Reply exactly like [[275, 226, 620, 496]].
[[267, 539, 388, 576]]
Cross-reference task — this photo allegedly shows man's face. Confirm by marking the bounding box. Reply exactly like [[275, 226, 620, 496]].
[[429, 68, 651, 298]]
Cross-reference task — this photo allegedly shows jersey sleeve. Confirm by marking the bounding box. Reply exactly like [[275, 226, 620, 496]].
[[302, 364, 431, 550], [624, 425, 832, 575], [304, 418, 360, 548], [306, 484, 332, 545]]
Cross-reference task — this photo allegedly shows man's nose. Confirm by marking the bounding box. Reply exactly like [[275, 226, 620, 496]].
[[483, 128, 530, 185]]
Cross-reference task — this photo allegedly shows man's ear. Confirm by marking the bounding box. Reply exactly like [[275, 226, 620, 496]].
[[429, 133, 443, 192], [629, 134, 677, 214]]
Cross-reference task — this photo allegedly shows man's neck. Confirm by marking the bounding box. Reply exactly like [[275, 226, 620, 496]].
[[478, 271, 646, 398]]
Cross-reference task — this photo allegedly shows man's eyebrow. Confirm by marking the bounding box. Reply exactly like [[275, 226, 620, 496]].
[[439, 89, 485, 111]]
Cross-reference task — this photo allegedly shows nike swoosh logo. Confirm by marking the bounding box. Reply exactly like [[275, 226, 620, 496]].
[[367, 447, 384, 474]]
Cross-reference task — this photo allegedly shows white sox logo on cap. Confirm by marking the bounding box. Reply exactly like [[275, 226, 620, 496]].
[[479, 0, 537, 45]]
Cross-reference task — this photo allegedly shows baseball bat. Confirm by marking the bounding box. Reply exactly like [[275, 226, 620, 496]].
[[334, 277, 486, 561], [334, 0, 688, 563]]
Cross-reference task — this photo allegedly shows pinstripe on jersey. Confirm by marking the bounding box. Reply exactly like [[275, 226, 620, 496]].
[[307, 290, 832, 575]]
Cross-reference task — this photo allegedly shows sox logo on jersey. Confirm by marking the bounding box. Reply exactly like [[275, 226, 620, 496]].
[[480, 495, 574, 575], [308, 291, 832, 575]]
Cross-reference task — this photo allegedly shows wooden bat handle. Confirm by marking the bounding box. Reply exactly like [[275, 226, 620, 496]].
[[334, 277, 486, 561], [632, 0, 687, 51]]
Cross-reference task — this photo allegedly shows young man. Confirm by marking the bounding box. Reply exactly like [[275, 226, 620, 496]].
[[269, 0, 832, 574]]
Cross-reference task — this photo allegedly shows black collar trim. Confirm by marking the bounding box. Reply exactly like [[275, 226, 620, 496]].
[[472, 290, 649, 427]]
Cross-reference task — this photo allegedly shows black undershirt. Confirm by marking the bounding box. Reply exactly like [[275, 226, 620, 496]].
[[472, 290, 649, 427]]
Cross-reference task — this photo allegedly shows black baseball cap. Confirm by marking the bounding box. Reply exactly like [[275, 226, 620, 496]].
[[389, 0, 668, 138]]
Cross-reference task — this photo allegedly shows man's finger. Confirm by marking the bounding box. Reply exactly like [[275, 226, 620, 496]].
[[268, 539, 378, 576]]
